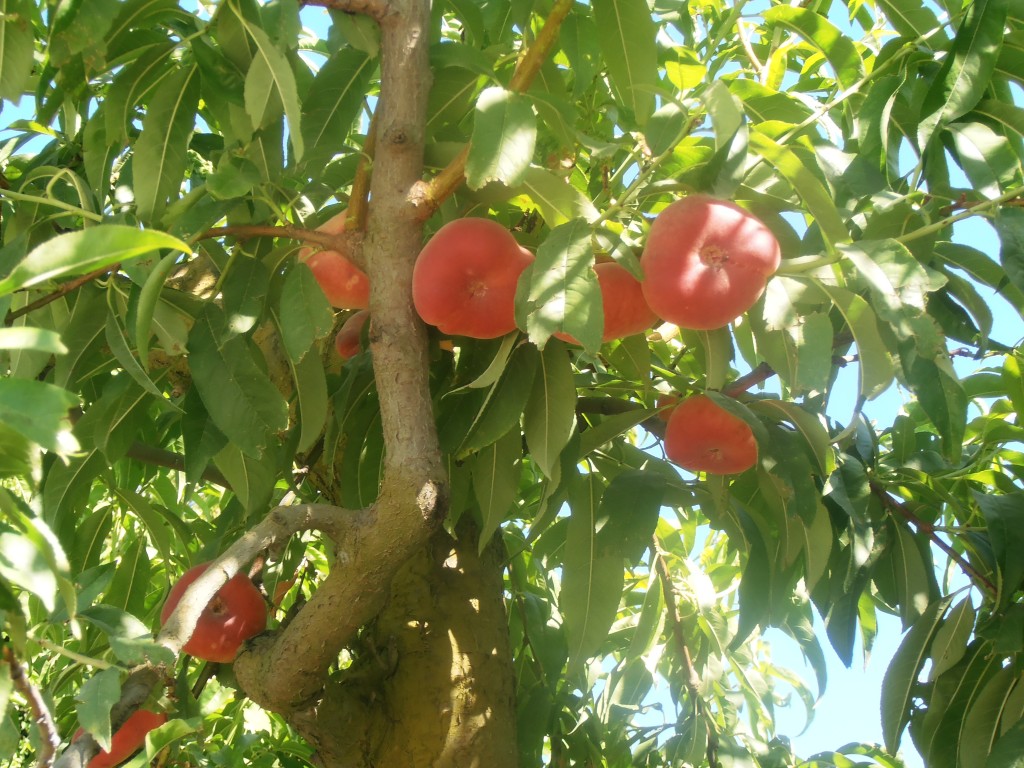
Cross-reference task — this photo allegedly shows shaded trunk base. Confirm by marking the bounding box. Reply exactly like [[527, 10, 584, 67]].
[[291, 527, 517, 767]]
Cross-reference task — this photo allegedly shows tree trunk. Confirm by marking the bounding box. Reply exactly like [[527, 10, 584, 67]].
[[289, 528, 518, 767]]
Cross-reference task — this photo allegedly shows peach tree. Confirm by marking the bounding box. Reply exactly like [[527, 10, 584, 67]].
[[1, 1, 1023, 766]]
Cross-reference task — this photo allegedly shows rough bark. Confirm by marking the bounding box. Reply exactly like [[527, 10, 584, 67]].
[[293, 527, 518, 768]]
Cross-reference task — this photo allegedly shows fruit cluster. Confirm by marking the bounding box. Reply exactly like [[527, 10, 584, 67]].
[[301, 195, 780, 477]]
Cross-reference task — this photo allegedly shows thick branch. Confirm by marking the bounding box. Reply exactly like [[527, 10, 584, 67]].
[[411, 0, 575, 218], [233, 0, 447, 713], [3, 645, 59, 768]]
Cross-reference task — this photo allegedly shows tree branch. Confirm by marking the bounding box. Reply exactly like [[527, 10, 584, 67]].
[[870, 483, 998, 596], [124, 441, 231, 489], [233, 0, 448, 715], [4, 265, 118, 324], [195, 224, 362, 259], [2, 644, 60, 768], [410, 0, 575, 219], [300, 0, 393, 19], [347, 111, 379, 233]]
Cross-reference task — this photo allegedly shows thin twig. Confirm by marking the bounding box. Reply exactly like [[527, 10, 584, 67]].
[[870, 483, 997, 595], [721, 362, 775, 396], [348, 111, 379, 232], [651, 536, 719, 767], [124, 441, 231, 489], [2, 645, 60, 768], [194, 224, 359, 255], [4, 265, 118, 324]]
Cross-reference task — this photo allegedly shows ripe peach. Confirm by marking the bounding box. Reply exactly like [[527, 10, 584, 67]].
[[75, 709, 167, 768], [640, 195, 780, 330], [655, 393, 679, 422], [334, 310, 370, 360], [160, 563, 267, 663], [412, 218, 534, 339], [555, 261, 658, 344], [299, 210, 370, 309], [664, 394, 758, 474]]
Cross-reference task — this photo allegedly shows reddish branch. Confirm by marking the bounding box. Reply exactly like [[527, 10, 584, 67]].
[[870, 483, 997, 596], [2, 644, 60, 768], [4, 264, 118, 324]]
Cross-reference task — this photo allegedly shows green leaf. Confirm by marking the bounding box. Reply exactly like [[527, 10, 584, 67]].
[[876, 0, 943, 39], [0, 327, 67, 354], [187, 306, 289, 459], [812, 282, 896, 400], [523, 340, 577, 478], [888, 522, 934, 628], [515, 167, 599, 227], [76, 670, 123, 751], [221, 255, 270, 335], [278, 263, 334, 364], [906, 355, 967, 462], [459, 343, 538, 455], [104, 294, 168, 404], [290, 336, 329, 454], [0, 531, 59, 612], [918, 0, 1009, 149], [762, 6, 865, 91], [466, 86, 537, 190], [0, 379, 79, 454], [595, 470, 664, 565], [213, 442, 277, 513], [960, 666, 1016, 768], [134, 252, 182, 370], [0, 226, 191, 298], [995, 208, 1024, 296], [518, 219, 602, 354], [699, 81, 748, 197], [947, 122, 1021, 199], [749, 130, 848, 246], [0, 0, 35, 103], [471, 427, 521, 553], [300, 48, 374, 171], [238, 10, 305, 160], [562, 473, 623, 670], [591, 0, 657, 125], [928, 597, 976, 681], [578, 407, 652, 458], [880, 596, 954, 753], [132, 64, 200, 224], [749, 399, 835, 477], [973, 491, 1024, 609], [448, 334, 518, 394], [989, 721, 1024, 768], [645, 102, 687, 157]]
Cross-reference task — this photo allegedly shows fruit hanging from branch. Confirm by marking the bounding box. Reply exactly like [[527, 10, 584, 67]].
[[664, 394, 758, 474], [640, 195, 781, 330], [160, 563, 268, 663], [74, 709, 167, 768], [335, 309, 370, 360], [412, 217, 534, 339], [299, 210, 370, 309]]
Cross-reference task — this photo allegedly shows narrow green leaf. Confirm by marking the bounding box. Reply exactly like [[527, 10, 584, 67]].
[[928, 597, 976, 681], [523, 340, 577, 478], [213, 442, 277, 513], [132, 64, 200, 224], [515, 167, 600, 227], [906, 355, 967, 462], [466, 86, 537, 190], [76, 668, 123, 752], [813, 282, 895, 400], [134, 252, 182, 370], [448, 334, 518, 394], [988, 721, 1024, 768], [187, 306, 289, 459], [947, 122, 1021, 199], [700, 81, 748, 196], [749, 130, 849, 246], [595, 471, 664, 564], [876, 0, 943, 39], [918, 0, 1009, 149], [994, 208, 1024, 296], [300, 48, 374, 170], [591, 0, 657, 124], [562, 473, 623, 670], [291, 338, 329, 453], [459, 343, 538, 455], [278, 263, 334, 364], [519, 219, 602, 353], [0, 531, 58, 612], [762, 6, 865, 91], [0, 0, 36, 103], [889, 522, 934, 627], [238, 10, 304, 160], [880, 596, 954, 753], [0, 379, 79, 454], [471, 427, 521, 553], [960, 666, 1017, 768], [749, 399, 835, 477], [645, 102, 686, 157], [0, 327, 67, 354], [104, 293, 169, 404], [0, 226, 191, 298], [973, 491, 1024, 609], [221, 255, 270, 335], [578, 407, 652, 458]]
